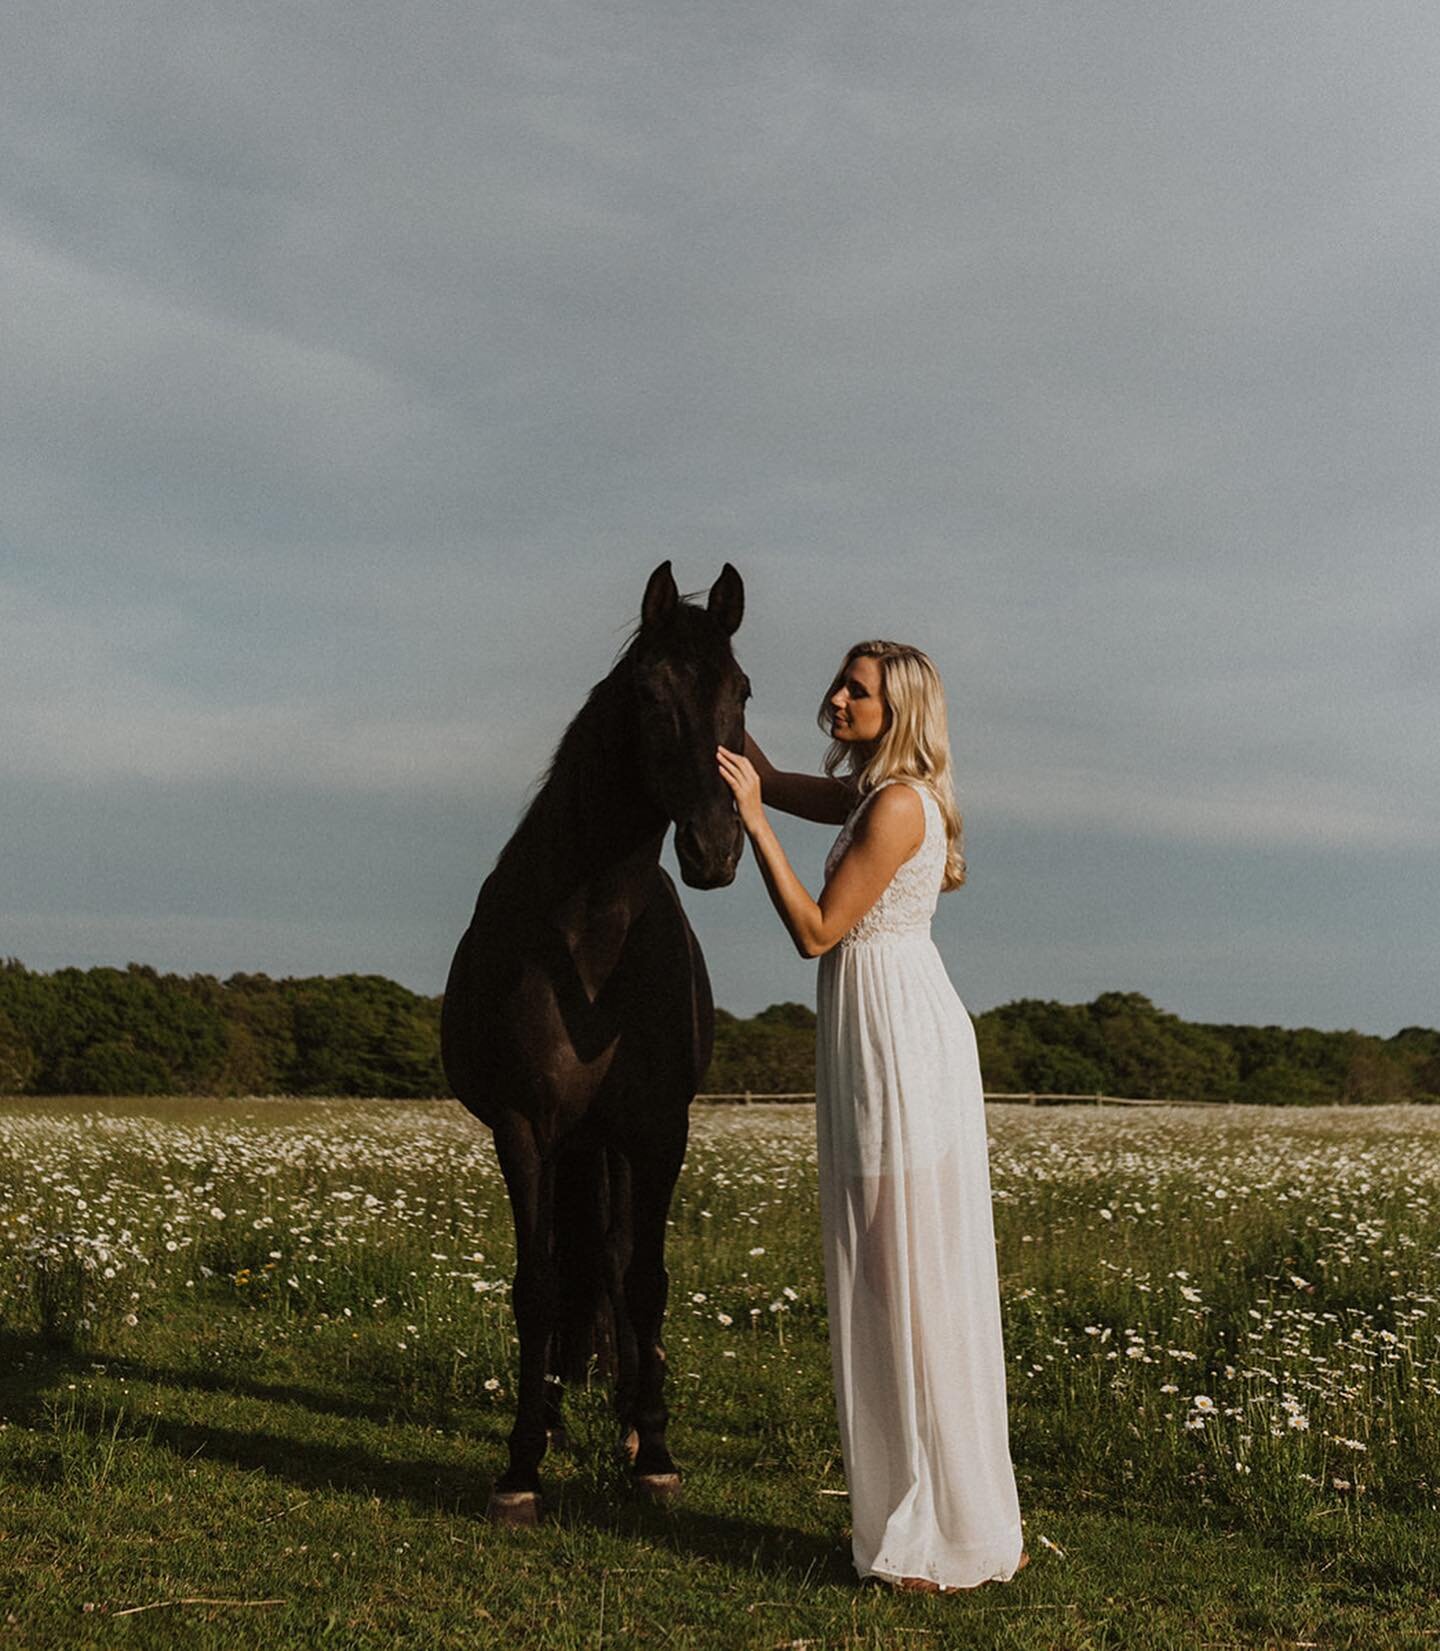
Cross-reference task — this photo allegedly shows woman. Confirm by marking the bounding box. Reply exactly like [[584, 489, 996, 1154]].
[[716, 641, 1027, 1593]]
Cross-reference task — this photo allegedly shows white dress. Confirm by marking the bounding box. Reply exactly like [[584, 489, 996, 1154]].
[[815, 778, 1025, 1589]]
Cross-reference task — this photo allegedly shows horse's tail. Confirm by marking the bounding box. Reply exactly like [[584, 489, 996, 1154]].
[[551, 1143, 626, 1383]]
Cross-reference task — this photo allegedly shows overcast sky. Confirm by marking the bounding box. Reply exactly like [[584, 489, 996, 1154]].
[[3, 1, 1437, 1035]]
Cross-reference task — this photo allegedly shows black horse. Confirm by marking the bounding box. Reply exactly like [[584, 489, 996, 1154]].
[[441, 562, 747, 1523]]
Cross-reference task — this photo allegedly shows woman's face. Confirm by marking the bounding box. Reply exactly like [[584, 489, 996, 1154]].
[[828, 654, 887, 745]]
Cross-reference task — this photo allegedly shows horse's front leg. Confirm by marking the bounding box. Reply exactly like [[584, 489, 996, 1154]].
[[489, 1121, 556, 1525], [547, 1142, 615, 1455], [622, 1137, 687, 1500]]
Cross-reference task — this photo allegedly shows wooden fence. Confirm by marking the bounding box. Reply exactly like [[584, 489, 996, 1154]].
[[696, 1090, 1235, 1108]]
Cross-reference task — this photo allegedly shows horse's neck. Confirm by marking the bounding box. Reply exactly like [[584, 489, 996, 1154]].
[[509, 681, 668, 905], [537, 767, 665, 889]]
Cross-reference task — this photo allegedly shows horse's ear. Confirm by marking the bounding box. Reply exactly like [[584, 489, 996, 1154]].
[[707, 563, 744, 636], [641, 561, 679, 630]]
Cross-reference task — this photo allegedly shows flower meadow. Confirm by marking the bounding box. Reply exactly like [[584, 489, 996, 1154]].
[[2, 1096, 1439, 1645]]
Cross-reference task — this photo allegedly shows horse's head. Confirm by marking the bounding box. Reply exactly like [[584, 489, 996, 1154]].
[[629, 561, 748, 890]]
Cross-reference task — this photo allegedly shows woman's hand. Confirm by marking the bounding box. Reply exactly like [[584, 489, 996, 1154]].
[[717, 745, 766, 835]]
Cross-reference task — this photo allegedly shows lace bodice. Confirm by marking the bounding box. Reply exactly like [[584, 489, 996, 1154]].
[[823, 780, 946, 948]]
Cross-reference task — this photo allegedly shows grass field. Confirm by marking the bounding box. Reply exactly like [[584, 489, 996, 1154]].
[[2, 1097, 1439, 1649]]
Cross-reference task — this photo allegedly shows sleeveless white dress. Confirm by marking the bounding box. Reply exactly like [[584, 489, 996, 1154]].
[[815, 779, 1025, 1589]]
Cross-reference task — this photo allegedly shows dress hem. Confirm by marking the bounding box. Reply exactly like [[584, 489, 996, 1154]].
[[860, 1551, 1025, 1591]]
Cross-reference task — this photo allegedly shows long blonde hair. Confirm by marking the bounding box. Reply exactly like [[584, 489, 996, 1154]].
[[816, 640, 967, 890]]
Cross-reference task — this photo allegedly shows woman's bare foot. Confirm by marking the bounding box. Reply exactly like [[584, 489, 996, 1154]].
[[888, 1551, 1029, 1594]]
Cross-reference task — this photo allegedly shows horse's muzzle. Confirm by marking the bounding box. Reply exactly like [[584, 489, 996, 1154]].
[[674, 815, 742, 890]]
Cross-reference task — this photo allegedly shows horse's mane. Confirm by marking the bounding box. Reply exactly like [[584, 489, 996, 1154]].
[[491, 635, 639, 877], [526, 657, 633, 817], [494, 598, 722, 871]]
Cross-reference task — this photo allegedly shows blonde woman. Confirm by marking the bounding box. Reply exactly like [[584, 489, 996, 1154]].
[[717, 642, 1027, 1593]]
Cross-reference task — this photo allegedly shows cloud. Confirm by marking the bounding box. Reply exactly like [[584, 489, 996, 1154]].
[[2, 0, 1438, 1030], [0, 577, 598, 793]]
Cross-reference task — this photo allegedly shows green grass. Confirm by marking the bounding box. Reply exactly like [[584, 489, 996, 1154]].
[[2, 1097, 1440, 1648]]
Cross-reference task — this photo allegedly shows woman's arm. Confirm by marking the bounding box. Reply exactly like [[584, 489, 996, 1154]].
[[717, 749, 924, 958], [744, 731, 854, 825]]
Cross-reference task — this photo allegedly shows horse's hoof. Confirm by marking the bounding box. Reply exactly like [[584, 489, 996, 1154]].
[[486, 1489, 541, 1526], [633, 1472, 682, 1503]]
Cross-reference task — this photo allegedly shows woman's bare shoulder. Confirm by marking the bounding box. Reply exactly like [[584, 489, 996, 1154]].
[[851, 782, 924, 842]]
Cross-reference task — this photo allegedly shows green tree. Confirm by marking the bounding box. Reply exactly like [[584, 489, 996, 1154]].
[[1087, 991, 1240, 1100], [218, 973, 298, 1094], [288, 974, 446, 1096], [706, 1006, 816, 1092], [0, 1008, 37, 1093], [1391, 1028, 1440, 1100], [52, 1037, 175, 1095], [752, 1002, 816, 1032], [977, 997, 1108, 1092]]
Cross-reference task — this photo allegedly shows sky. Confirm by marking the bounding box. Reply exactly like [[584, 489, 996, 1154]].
[[2, 1, 1437, 1035]]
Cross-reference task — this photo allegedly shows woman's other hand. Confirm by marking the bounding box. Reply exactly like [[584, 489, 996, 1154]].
[[717, 746, 766, 835]]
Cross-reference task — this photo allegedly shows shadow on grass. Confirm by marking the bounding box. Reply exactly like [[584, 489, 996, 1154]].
[[0, 1328, 99, 1424], [0, 1329, 851, 1584], [0, 1326, 499, 1504], [0, 1325, 504, 1428], [102, 1354, 486, 1432], [573, 1497, 855, 1588]]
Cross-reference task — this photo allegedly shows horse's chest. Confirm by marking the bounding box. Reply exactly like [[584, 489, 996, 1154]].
[[555, 890, 633, 1004], [511, 887, 692, 1098]]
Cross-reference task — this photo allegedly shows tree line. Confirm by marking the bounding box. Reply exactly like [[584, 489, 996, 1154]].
[[0, 960, 444, 1098], [714, 992, 1440, 1105], [0, 960, 1434, 1104]]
